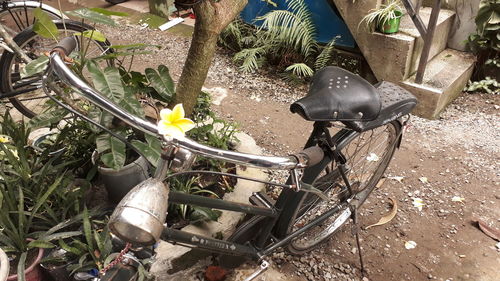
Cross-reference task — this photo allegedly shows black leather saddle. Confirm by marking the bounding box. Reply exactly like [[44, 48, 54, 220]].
[[290, 66, 417, 132], [291, 66, 381, 122]]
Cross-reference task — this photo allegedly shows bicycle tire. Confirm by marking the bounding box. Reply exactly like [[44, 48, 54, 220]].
[[276, 121, 401, 254], [0, 20, 112, 118], [0, 1, 64, 36]]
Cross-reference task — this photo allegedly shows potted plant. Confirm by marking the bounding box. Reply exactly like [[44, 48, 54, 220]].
[[0, 112, 82, 281], [360, 0, 404, 34]]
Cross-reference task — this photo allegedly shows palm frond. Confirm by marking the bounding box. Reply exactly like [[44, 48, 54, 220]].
[[315, 36, 338, 70], [219, 19, 244, 51], [285, 63, 314, 78], [233, 47, 267, 73], [258, 0, 318, 59]]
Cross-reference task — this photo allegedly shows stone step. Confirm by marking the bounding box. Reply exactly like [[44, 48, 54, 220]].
[[367, 7, 455, 82], [399, 7, 456, 77], [400, 48, 475, 119]]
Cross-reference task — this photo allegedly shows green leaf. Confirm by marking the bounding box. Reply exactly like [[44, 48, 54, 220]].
[[20, 55, 49, 78], [33, 7, 59, 39], [121, 87, 145, 117], [94, 50, 153, 60], [189, 206, 221, 222], [82, 208, 94, 254], [17, 252, 27, 281], [89, 7, 129, 17], [59, 239, 83, 256], [74, 30, 107, 42], [97, 134, 126, 170], [28, 108, 68, 129], [131, 138, 161, 168], [88, 107, 113, 129], [27, 240, 55, 249], [65, 8, 117, 26], [87, 61, 125, 102], [145, 65, 175, 103]]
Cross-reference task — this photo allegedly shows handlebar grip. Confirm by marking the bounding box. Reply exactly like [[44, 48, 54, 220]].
[[52, 36, 77, 57], [295, 146, 324, 167]]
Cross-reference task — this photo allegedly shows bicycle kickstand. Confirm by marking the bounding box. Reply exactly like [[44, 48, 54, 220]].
[[243, 260, 270, 281], [351, 207, 366, 277]]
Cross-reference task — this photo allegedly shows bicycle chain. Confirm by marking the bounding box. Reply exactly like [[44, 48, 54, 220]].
[[99, 242, 132, 276]]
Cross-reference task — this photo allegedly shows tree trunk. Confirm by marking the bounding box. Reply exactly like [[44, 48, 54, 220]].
[[173, 0, 248, 116]]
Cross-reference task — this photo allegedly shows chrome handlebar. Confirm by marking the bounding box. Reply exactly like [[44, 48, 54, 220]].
[[45, 51, 303, 170]]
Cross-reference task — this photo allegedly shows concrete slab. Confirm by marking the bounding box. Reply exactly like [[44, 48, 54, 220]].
[[401, 48, 475, 119], [117, 0, 149, 13]]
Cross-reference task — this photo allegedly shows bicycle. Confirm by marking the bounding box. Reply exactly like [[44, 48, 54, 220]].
[[0, 0, 113, 118], [0, 0, 65, 35], [42, 36, 417, 280]]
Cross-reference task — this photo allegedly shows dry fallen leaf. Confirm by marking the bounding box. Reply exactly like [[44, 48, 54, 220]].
[[476, 219, 500, 241], [376, 177, 387, 188], [412, 198, 425, 211], [365, 197, 398, 229], [388, 176, 404, 183], [405, 241, 417, 249]]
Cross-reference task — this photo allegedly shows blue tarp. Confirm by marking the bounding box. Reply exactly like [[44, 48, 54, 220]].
[[241, 0, 356, 48]]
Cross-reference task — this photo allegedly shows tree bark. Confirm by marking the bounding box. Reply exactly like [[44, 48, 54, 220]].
[[173, 0, 248, 116]]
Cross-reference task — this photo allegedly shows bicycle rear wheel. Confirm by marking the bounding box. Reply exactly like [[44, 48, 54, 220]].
[[277, 121, 401, 254], [0, 20, 112, 118], [0, 1, 64, 35]]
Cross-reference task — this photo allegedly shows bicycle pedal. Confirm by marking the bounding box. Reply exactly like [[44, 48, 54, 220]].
[[243, 260, 270, 281]]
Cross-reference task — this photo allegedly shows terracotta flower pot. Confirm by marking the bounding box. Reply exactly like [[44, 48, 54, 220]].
[[7, 248, 44, 281]]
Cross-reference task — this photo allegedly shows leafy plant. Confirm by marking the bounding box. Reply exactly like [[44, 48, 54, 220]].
[[464, 77, 499, 94], [466, 0, 500, 81], [219, 0, 338, 80], [0, 112, 84, 280], [359, 0, 403, 33], [168, 176, 221, 224]]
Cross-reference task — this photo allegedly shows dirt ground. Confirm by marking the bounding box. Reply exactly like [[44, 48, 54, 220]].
[[4, 1, 498, 279]]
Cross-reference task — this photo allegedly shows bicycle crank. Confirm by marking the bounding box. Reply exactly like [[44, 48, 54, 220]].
[[243, 260, 270, 281]]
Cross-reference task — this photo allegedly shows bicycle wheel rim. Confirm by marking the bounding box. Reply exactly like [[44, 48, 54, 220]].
[[0, 4, 62, 36], [286, 122, 400, 254], [1, 21, 112, 118]]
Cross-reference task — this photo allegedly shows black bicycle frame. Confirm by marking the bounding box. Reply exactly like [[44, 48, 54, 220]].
[[158, 123, 354, 261]]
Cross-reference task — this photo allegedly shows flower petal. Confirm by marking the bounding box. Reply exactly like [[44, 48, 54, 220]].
[[158, 120, 174, 134], [159, 124, 185, 138], [0, 135, 10, 143], [159, 108, 172, 123], [170, 104, 185, 122], [174, 118, 195, 133]]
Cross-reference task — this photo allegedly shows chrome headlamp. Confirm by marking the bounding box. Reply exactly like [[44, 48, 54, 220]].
[[108, 178, 169, 245]]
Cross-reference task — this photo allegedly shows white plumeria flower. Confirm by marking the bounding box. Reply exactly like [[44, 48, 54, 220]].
[[157, 104, 195, 138]]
